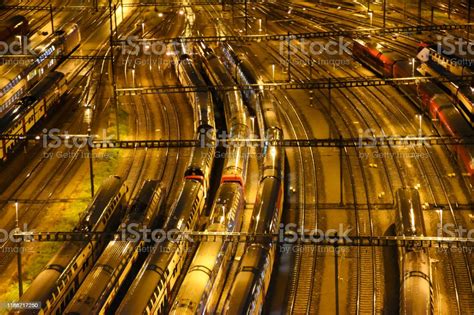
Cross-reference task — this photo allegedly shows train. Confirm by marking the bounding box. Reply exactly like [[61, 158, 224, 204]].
[[0, 23, 80, 119], [219, 42, 266, 138], [169, 183, 244, 314], [0, 15, 29, 43], [352, 39, 474, 181], [223, 112, 285, 314], [395, 188, 434, 315], [11, 176, 128, 315], [169, 42, 251, 314], [115, 45, 216, 314], [216, 42, 287, 313], [0, 71, 67, 161], [64, 180, 166, 315], [199, 43, 251, 187], [416, 46, 474, 127]]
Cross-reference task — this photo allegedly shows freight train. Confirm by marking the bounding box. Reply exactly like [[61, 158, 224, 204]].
[[11, 176, 128, 315], [116, 46, 216, 314], [168, 42, 251, 315], [0, 71, 67, 161], [395, 188, 434, 315], [352, 39, 474, 181], [64, 180, 166, 315], [0, 23, 80, 119]]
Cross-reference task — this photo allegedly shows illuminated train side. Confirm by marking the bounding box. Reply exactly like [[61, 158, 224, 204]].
[[0, 71, 67, 160], [64, 181, 166, 315], [417, 44, 474, 126], [12, 176, 128, 315], [116, 49, 216, 315], [395, 188, 434, 315], [0, 23, 80, 119], [352, 39, 474, 182], [169, 183, 244, 315]]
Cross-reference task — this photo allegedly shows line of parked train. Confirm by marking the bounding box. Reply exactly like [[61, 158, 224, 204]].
[[21, 41, 281, 314], [63, 180, 166, 314], [217, 43, 285, 314], [167, 41, 251, 314], [115, 43, 217, 314], [352, 38, 474, 182], [13, 175, 128, 315], [0, 23, 81, 161]]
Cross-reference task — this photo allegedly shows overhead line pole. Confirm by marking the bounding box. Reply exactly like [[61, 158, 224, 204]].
[[109, 1, 120, 141]]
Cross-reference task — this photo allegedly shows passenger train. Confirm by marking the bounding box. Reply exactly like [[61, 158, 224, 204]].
[[169, 42, 251, 315], [115, 45, 216, 315], [216, 42, 287, 313], [352, 39, 474, 182], [199, 43, 251, 187], [0, 23, 80, 119], [11, 176, 128, 315], [395, 188, 434, 315], [219, 42, 266, 139], [0, 71, 67, 161], [169, 183, 244, 314], [222, 94, 285, 315], [417, 47, 474, 127], [64, 180, 166, 315]]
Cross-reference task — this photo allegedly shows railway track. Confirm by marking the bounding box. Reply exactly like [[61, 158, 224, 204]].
[[0, 4, 144, 286], [254, 3, 473, 312], [257, 13, 390, 314]]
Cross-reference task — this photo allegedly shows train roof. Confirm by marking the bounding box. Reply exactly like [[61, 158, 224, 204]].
[[126, 180, 160, 223], [250, 177, 281, 234], [396, 188, 425, 237], [77, 175, 123, 231], [0, 103, 22, 133], [440, 105, 474, 137], [21, 72, 64, 105]]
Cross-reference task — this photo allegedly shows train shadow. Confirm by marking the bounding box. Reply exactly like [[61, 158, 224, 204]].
[[383, 224, 400, 314]]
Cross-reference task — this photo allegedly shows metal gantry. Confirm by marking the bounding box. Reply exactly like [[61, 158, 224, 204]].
[[1, 135, 473, 147], [10, 230, 474, 250]]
